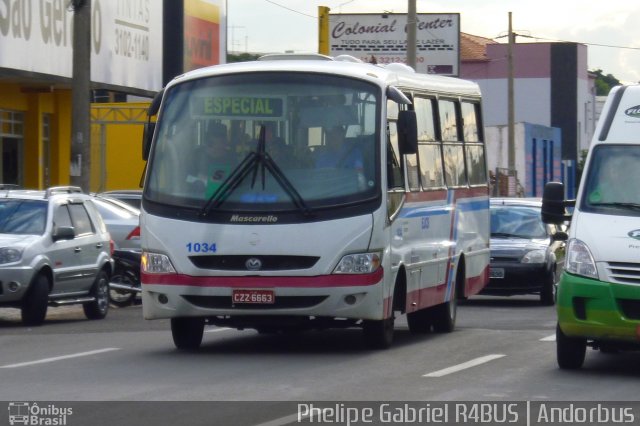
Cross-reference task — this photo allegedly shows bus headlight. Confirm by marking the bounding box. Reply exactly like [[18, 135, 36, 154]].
[[141, 252, 176, 274], [334, 252, 381, 274], [565, 239, 598, 279]]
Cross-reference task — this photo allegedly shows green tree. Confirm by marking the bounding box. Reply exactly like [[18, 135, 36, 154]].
[[227, 52, 261, 63], [591, 69, 620, 96]]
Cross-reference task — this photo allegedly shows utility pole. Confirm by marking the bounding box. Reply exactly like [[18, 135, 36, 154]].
[[507, 12, 515, 173], [229, 25, 245, 53], [407, 0, 417, 70], [318, 6, 330, 55], [70, 0, 91, 192]]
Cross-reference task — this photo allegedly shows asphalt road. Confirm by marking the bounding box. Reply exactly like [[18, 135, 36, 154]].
[[1, 296, 639, 425]]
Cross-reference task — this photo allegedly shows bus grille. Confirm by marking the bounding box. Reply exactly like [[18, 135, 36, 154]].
[[189, 255, 319, 271], [182, 295, 328, 309], [605, 262, 640, 285]]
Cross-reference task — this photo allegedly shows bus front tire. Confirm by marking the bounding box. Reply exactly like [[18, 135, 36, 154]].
[[556, 323, 586, 369], [171, 317, 205, 350], [362, 316, 394, 349]]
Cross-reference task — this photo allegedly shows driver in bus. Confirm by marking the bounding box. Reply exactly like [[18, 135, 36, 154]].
[[314, 125, 366, 189], [315, 125, 364, 170], [187, 122, 235, 197]]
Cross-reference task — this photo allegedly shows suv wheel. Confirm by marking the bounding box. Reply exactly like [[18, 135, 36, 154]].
[[83, 270, 110, 320], [21, 274, 50, 326]]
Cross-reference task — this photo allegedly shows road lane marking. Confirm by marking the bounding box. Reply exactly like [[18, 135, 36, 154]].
[[251, 412, 306, 426], [540, 333, 556, 341], [423, 354, 506, 377], [0, 348, 120, 369], [204, 327, 231, 333], [251, 408, 326, 426]]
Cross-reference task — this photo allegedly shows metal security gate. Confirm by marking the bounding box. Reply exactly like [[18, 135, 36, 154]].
[[90, 104, 149, 192]]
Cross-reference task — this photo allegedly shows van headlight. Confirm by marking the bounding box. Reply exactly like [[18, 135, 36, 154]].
[[334, 252, 381, 274], [141, 252, 176, 274], [565, 239, 598, 279], [0, 248, 22, 264]]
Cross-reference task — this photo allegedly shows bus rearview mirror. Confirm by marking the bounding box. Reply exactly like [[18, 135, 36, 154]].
[[397, 110, 418, 155]]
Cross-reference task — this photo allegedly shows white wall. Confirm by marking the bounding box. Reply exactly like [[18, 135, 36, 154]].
[[485, 123, 527, 174], [477, 78, 551, 127]]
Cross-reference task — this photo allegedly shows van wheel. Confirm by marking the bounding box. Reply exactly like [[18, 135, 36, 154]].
[[83, 270, 110, 320], [21, 274, 50, 326], [407, 308, 432, 333], [362, 316, 394, 349], [171, 317, 205, 350], [556, 323, 586, 369]]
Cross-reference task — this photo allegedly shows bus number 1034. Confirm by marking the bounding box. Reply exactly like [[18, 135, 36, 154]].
[[186, 242, 217, 253]]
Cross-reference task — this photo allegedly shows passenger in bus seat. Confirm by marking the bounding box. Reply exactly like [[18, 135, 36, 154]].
[[267, 137, 294, 169], [314, 125, 364, 172]]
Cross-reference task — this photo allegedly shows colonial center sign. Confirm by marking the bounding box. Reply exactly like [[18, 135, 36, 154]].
[[329, 13, 460, 76]]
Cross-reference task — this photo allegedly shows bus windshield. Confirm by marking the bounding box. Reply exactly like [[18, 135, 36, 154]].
[[145, 72, 380, 213]]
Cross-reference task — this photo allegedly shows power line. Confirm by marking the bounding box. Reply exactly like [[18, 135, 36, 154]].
[[263, 0, 316, 18], [495, 33, 640, 51]]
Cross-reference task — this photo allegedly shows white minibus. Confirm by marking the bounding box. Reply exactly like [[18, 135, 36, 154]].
[[140, 55, 490, 349], [543, 84, 640, 368]]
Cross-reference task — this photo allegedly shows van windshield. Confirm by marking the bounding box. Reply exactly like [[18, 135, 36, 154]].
[[144, 72, 380, 214], [582, 145, 640, 216]]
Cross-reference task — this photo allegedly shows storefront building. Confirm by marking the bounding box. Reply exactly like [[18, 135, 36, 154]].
[[0, 0, 226, 190]]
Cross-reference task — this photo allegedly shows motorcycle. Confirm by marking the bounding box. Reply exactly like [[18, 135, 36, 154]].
[[109, 249, 141, 307]]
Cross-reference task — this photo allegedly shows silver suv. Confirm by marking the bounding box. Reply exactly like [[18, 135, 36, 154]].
[[0, 186, 113, 325]]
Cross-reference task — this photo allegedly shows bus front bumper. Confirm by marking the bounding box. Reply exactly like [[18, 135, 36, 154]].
[[141, 272, 387, 322]]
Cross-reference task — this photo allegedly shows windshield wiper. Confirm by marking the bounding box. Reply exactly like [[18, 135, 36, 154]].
[[200, 126, 310, 217], [590, 202, 640, 211]]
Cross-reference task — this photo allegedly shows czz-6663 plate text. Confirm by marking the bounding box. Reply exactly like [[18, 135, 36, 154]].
[[232, 289, 275, 304]]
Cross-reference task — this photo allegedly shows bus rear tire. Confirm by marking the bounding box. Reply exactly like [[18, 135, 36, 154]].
[[171, 317, 205, 350], [362, 316, 394, 349], [432, 267, 460, 333], [407, 308, 432, 333]]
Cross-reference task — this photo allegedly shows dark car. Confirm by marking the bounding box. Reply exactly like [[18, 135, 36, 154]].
[[484, 198, 567, 305]]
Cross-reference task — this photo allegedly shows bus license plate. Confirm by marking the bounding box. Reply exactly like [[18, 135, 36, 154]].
[[232, 289, 275, 304], [490, 268, 505, 279]]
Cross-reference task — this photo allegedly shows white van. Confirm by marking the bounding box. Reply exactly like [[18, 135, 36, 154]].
[[542, 84, 640, 369]]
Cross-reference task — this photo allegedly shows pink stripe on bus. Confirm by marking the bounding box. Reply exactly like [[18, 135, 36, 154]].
[[142, 268, 384, 288]]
